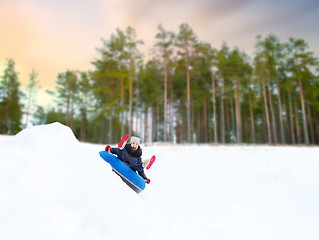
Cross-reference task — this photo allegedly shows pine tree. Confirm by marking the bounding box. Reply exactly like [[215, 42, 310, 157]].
[[155, 24, 175, 142], [0, 58, 23, 134], [56, 70, 78, 128], [78, 72, 91, 141], [24, 69, 40, 127], [125, 26, 143, 136], [176, 23, 198, 143], [32, 106, 46, 125], [287, 38, 319, 144]]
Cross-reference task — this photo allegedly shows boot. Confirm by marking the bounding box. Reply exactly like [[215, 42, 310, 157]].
[[118, 134, 129, 150], [143, 155, 156, 170]]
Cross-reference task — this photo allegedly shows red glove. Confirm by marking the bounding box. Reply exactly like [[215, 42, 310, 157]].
[[144, 178, 151, 184], [105, 145, 111, 151]]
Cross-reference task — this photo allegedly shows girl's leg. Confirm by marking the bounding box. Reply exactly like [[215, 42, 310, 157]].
[[129, 163, 143, 172], [129, 163, 147, 179]]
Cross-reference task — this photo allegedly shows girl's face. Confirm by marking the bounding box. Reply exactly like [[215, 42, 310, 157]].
[[131, 142, 138, 150]]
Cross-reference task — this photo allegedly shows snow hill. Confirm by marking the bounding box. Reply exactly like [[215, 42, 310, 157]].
[[0, 122, 319, 240]]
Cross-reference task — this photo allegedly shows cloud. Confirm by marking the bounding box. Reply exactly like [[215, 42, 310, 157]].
[[1, 0, 319, 107], [0, 1, 107, 88]]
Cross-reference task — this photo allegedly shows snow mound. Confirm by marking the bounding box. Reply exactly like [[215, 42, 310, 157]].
[[11, 122, 79, 150], [0, 123, 171, 240]]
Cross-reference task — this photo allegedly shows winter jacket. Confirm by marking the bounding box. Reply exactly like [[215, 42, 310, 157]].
[[110, 144, 147, 179]]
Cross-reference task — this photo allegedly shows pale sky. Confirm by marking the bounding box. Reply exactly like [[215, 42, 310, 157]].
[[1, 0, 319, 106]]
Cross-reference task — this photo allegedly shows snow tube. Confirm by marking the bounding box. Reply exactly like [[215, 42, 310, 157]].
[[99, 151, 145, 193]]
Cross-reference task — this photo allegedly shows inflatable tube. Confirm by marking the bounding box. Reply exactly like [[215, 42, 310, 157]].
[[99, 151, 145, 193]]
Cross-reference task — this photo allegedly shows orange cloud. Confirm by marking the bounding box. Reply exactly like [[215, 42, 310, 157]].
[[1, 0, 318, 108]]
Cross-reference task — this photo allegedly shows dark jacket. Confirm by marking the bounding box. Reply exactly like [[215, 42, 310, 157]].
[[110, 144, 147, 179]]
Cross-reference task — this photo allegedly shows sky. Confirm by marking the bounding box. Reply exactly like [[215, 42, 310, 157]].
[[1, 0, 319, 106]]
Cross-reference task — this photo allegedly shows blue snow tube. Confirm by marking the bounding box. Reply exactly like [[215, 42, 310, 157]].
[[99, 151, 145, 193]]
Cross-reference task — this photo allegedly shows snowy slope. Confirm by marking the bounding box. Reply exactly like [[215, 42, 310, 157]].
[[1, 123, 319, 240]]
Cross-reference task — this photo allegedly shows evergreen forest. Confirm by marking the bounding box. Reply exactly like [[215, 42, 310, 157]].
[[1, 24, 319, 145]]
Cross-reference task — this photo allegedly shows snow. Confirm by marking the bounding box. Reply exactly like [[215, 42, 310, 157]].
[[1, 122, 319, 240]]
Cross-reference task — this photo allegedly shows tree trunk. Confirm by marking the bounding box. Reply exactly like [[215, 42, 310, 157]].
[[144, 106, 149, 143], [119, 60, 125, 136], [288, 89, 295, 144], [219, 80, 225, 144], [266, 76, 277, 144], [247, 84, 256, 143], [207, 96, 212, 142], [66, 96, 70, 126], [181, 103, 187, 142], [163, 57, 168, 142], [275, 78, 285, 143], [70, 95, 75, 129], [294, 98, 301, 144], [25, 88, 34, 128], [261, 72, 272, 143], [313, 110, 319, 144], [196, 109, 201, 143], [261, 102, 267, 143], [129, 58, 133, 135], [186, 61, 191, 143], [109, 105, 113, 143], [135, 76, 140, 136], [307, 103, 314, 144], [230, 89, 236, 142], [203, 97, 208, 143], [211, 68, 218, 143], [80, 109, 86, 142], [152, 103, 159, 142], [243, 109, 249, 143], [224, 82, 230, 143], [235, 79, 242, 143], [169, 75, 174, 142], [297, 76, 309, 144]]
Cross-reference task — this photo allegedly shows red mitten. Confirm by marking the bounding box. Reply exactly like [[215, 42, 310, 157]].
[[144, 178, 151, 184], [105, 145, 111, 151]]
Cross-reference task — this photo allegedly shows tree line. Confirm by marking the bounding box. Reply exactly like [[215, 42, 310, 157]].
[[1, 23, 319, 145]]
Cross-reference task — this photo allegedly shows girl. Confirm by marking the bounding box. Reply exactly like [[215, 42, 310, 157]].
[[105, 134, 155, 184]]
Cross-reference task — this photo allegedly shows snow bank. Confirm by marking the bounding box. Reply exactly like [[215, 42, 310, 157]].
[[0, 123, 182, 240], [144, 144, 319, 239], [1, 123, 319, 240]]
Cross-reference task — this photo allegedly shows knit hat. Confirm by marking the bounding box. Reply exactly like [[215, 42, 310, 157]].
[[130, 136, 141, 145]]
